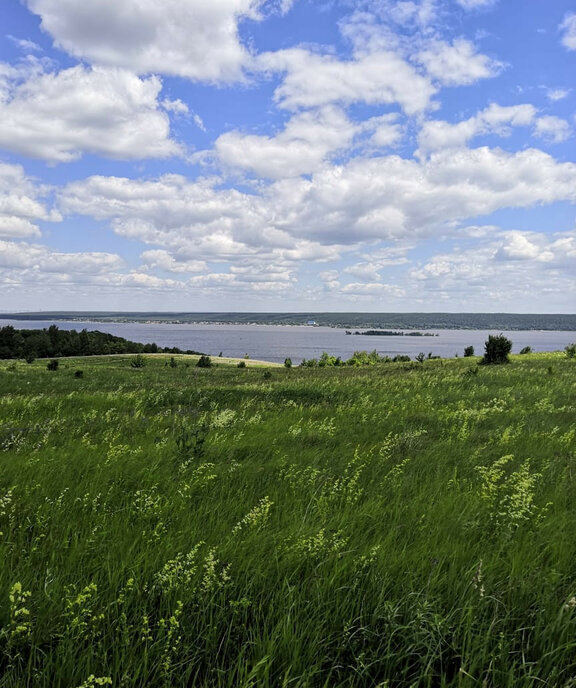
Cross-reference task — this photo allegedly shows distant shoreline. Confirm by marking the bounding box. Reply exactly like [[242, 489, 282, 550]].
[[1, 311, 575, 331]]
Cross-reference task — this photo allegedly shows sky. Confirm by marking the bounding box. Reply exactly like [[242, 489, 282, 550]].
[[0, 0, 575, 313]]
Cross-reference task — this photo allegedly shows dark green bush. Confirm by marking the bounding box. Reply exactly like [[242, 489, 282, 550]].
[[565, 343, 576, 359], [46, 359, 59, 371], [196, 355, 212, 368], [237, 360, 246, 368], [130, 354, 146, 368], [481, 334, 512, 365], [464, 346, 475, 357], [519, 346, 533, 355]]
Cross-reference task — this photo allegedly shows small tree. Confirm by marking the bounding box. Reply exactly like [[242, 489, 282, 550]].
[[284, 357, 292, 368], [237, 360, 246, 368], [565, 343, 576, 359], [481, 334, 512, 365], [415, 352, 426, 364], [130, 354, 146, 368], [168, 356, 178, 368], [46, 359, 59, 371], [196, 355, 212, 368], [519, 346, 532, 355], [463, 346, 474, 357]]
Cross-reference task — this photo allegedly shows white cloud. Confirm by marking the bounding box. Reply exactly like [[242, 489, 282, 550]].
[[0, 163, 60, 239], [0, 239, 124, 274], [415, 38, 502, 86], [341, 282, 406, 297], [258, 48, 437, 114], [534, 116, 572, 143], [410, 229, 576, 307], [0, 64, 181, 162], [418, 103, 536, 153], [59, 147, 576, 260], [560, 13, 576, 51], [213, 107, 359, 178], [25, 0, 274, 82], [140, 249, 208, 274], [6, 35, 42, 52], [546, 88, 570, 102], [454, 0, 496, 9], [161, 98, 189, 114]]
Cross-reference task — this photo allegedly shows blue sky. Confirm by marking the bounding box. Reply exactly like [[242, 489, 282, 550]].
[[0, 0, 575, 313]]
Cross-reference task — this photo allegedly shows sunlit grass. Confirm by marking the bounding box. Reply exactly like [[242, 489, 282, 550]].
[[0, 352, 574, 686]]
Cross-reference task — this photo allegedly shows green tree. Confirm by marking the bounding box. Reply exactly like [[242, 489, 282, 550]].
[[481, 334, 512, 365]]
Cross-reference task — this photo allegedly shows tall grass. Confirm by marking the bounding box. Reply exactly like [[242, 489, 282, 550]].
[[0, 353, 574, 686]]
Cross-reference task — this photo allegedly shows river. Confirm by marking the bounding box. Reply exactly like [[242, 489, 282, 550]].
[[1, 319, 574, 364]]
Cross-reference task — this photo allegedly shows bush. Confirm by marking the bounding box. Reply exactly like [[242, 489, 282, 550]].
[[519, 346, 533, 355], [262, 370, 272, 380], [284, 357, 292, 368], [481, 334, 512, 365], [168, 356, 178, 368], [464, 346, 475, 357], [130, 354, 146, 368], [237, 360, 246, 368], [565, 343, 576, 359], [74, 370, 84, 378], [393, 355, 411, 363], [46, 359, 59, 371], [196, 355, 212, 368], [415, 352, 426, 364]]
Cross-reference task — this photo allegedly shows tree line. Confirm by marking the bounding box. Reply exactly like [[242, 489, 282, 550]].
[[0, 325, 202, 361]]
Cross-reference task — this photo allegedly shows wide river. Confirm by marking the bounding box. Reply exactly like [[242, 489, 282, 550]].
[[1, 319, 575, 364]]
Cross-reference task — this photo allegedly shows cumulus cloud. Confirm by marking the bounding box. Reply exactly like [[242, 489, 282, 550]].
[[140, 249, 208, 274], [414, 38, 502, 86], [0, 63, 181, 162], [409, 229, 576, 308], [418, 103, 536, 153], [0, 163, 60, 239], [24, 0, 276, 82], [533, 116, 572, 143], [213, 107, 359, 178], [59, 147, 576, 257], [258, 48, 437, 114], [560, 13, 576, 51], [0, 239, 124, 274]]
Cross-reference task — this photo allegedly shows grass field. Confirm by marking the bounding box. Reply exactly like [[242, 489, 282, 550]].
[[0, 352, 575, 687]]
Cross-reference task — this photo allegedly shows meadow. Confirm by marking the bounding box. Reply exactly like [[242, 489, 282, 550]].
[[0, 351, 575, 687]]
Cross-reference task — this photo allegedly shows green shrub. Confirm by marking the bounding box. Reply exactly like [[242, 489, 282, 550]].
[[481, 334, 512, 365], [46, 359, 59, 371], [284, 358, 292, 368], [565, 343, 576, 359], [130, 354, 146, 368], [519, 346, 533, 355], [74, 370, 84, 378], [196, 355, 212, 368], [237, 360, 246, 368], [464, 346, 474, 357]]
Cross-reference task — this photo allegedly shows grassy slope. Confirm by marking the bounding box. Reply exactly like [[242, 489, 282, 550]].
[[0, 353, 574, 687]]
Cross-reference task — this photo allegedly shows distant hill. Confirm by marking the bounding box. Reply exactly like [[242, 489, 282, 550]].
[[1, 311, 575, 330]]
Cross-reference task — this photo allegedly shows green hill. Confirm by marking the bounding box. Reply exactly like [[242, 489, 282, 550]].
[[0, 352, 574, 686]]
